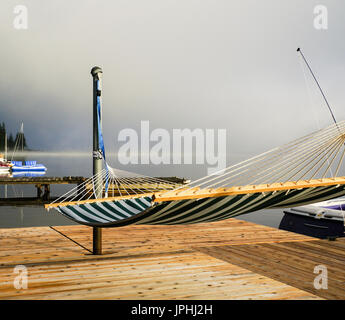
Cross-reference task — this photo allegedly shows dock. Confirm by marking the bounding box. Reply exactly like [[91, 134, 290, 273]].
[[1, 219, 344, 300], [0, 176, 86, 202], [0, 176, 188, 204]]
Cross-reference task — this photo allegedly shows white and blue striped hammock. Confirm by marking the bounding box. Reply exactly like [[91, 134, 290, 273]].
[[46, 121, 345, 227]]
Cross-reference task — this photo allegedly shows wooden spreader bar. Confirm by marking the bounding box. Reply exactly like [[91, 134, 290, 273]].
[[152, 177, 345, 202], [45, 177, 345, 208], [45, 192, 155, 209]]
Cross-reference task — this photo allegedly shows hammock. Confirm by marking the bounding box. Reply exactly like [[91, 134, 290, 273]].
[[45, 121, 345, 227]]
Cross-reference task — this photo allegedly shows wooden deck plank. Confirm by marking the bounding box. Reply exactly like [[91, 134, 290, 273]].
[[153, 177, 345, 202], [0, 219, 313, 267], [197, 239, 345, 300], [0, 251, 320, 300], [0, 218, 330, 300]]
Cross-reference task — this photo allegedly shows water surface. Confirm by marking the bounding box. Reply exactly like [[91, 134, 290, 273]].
[[0, 151, 285, 229]]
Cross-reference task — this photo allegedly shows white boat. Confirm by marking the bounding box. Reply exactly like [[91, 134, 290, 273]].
[[0, 153, 13, 173], [11, 160, 47, 172], [11, 170, 46, 177], [9, 123, 47, 173], [284, 199, 345, 221]]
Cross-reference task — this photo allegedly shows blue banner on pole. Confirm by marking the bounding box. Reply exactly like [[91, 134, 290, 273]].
[[96, 79, 109, 193]]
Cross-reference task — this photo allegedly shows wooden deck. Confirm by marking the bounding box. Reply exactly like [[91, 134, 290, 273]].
[[0, 176, 86, 185], [0, 219, 344, 300], [0, 176, 188, 204]]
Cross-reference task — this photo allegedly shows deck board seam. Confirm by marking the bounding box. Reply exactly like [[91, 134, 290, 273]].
[[0, 249, 195, 270]]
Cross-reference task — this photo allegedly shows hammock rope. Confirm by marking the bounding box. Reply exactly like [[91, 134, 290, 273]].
[[298, 48, 345, 225], [48, 164, 184, 208], [45, 121, 345, 227], [161, 121, 345, 197]]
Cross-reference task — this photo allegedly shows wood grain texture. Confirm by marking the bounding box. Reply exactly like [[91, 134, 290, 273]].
[[153, 177, 345, 202], [197, 239, 345, 300], [0, 219, 324, 300]]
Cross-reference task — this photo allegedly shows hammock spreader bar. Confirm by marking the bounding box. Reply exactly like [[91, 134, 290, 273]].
[[52, 184, 345, 227], [45, 121, 345, 227]]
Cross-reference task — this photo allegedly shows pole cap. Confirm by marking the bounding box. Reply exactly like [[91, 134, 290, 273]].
[[91, 66, 103, 78]]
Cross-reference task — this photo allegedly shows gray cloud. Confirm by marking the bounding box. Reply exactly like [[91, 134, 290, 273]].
[[0, 0, 344, 162]]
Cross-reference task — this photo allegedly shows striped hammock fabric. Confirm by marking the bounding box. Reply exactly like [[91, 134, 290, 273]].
[[47, 121, 345, 227], [55, 184, 345, 227]]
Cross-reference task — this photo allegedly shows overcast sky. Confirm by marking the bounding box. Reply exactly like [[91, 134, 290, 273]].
[[1, 0, 344, 161]]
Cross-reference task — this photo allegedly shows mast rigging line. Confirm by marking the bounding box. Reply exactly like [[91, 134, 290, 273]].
[[297, 47, 345, 225], [297, 47, 338, 126]]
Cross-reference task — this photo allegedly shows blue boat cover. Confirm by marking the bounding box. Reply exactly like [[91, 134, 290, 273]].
[[25, 161, 37, 166], [11, 161, 22, 166]]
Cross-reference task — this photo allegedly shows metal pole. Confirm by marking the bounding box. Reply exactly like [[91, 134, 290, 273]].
[[91, 66, 103, 255]]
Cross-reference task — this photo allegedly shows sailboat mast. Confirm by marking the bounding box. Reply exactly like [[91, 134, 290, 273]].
[[20, 122, 24, 152], [4, 132, 7, 198], [4, 132, 7, 160], [297, 47, 338, 125]]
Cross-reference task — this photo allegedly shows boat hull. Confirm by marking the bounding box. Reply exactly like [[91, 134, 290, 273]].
[[11, 165, 46, 172], [280, 208, 345, 239], [280, 199, 345, 239]]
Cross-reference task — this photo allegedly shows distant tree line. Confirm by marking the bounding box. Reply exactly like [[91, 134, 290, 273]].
[[0, 122, 28, 151]]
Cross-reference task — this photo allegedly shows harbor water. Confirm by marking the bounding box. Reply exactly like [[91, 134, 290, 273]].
[[0, 151, 285, 229]]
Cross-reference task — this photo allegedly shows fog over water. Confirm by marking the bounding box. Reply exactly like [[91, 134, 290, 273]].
[[0, 151, 283, 229], [1, 1, 345, 230], [1, 1, 345, 154]]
